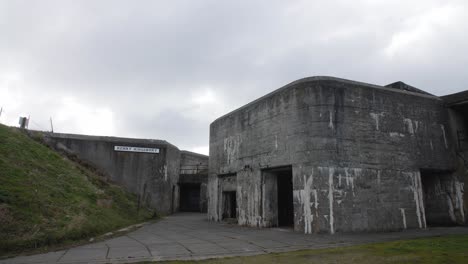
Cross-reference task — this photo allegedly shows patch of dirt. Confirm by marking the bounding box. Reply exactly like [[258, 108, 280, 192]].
[[0, 204, 13, 225], [97, 198, 113, 208]]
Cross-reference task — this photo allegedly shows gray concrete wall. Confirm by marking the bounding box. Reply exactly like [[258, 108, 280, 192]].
[[43, 133, 180, 215], [447, 108, 468, 225], [180, 151, 208, 175], [208, 76, 465, 234]]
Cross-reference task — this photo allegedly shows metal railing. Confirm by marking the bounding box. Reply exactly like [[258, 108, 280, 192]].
[[180, 164, 208, 175]]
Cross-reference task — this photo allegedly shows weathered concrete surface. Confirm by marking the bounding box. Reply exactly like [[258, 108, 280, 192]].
[[443, 90, 468, 226], [180, 151, 208, 175], [43, 133, 181, 215], [209, 76, 466, 234], [2, 213, 467, 264], [42, 134, 208, 216]]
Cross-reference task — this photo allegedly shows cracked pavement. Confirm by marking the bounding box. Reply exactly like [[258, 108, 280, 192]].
[[2, 213, 468, 263]]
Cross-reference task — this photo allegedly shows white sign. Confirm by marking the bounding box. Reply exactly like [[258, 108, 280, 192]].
[[114, 146, 160, 154]]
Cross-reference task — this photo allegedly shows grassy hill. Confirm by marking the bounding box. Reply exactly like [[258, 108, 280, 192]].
[[0, 124, 153, 255]]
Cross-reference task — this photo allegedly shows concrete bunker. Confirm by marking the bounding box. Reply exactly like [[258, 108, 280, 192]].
[[208, 76, 467, 234], [42, 133, 208, 215]]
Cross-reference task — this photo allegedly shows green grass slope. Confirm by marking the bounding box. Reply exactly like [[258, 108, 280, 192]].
[[0, 124, 153, 255]]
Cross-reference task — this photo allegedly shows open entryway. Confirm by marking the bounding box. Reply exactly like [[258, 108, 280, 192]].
[[222, 191, 237, 220], [218, 174, 237, 222], [277, 169, 294, 226], [420, 169, 459, 226], [179, 183, 201, 212], [262, 166, 294, 227]]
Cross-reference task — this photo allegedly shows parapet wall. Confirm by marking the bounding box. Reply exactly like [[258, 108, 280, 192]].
[[180, 150, 208, 175]]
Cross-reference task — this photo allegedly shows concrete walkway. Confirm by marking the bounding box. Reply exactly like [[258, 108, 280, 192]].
[[2, 213, 468, 264]]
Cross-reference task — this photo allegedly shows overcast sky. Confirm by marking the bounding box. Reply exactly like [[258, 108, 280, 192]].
[[1, 0, 467, 154]]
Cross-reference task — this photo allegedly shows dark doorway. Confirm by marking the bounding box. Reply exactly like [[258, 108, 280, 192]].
[[420, 169, 457, 226], [222, 191, 237, 219], [179, 183, 201, 212], [262, 166, 294, 227], [277, 169, 294, 227]]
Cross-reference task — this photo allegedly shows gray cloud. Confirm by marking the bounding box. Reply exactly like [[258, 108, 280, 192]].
[[1, 0, 467, 154]]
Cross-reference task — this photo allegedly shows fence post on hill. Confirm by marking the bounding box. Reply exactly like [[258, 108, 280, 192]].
[[50, 117, 54, 133]]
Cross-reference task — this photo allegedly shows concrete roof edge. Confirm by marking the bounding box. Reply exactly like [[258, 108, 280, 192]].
[[441, 90, 468, 106], [180, 150, 209, 158], [211, 76, 441, 124], [44, 131, 179, 149]]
